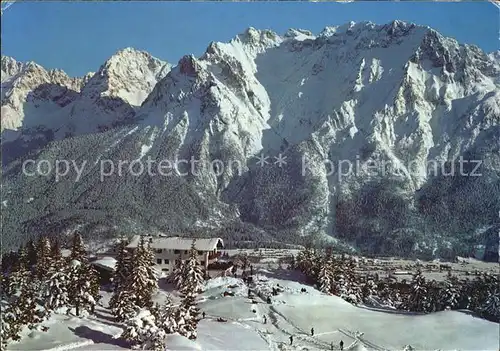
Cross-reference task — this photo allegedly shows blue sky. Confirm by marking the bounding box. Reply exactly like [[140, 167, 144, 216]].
[[2, 1, 498, 77]]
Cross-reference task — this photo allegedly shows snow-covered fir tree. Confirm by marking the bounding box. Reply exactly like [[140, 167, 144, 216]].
[[179, 241, 205, 294], [1, 302, 23, 349], [127, 236, 158, 309], [6, 245, 30, 296], [439, 272, 461, 310], [403, 270, 430, 312], [178, 285, 200, 340], [67, 260, 98, 316], [361, 278, 379, 303], [16, 278, 47, 328], [172, 258, 186, 290], [44, 264, 71, 311], [317, 254, 334, 294], [35, 236, 52, 283], [110, 289, 137, 322], [121, 309, 167, 350], [69, 233, 87, 263], [25, 239, 37, 268], [112, 239, 132, 292], [152, 295, 179, 334]]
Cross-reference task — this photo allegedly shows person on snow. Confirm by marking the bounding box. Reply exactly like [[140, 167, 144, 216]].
[[289, 335, 293, 345], [340, 340, 344, 350], [330, 342, 334, 350], [263, 315, 267, 324], [311, 327, 314, 336], [202, 311, 206, 319]]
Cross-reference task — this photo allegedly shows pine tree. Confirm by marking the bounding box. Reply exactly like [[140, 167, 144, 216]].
[[176, 243, 203, 340], [69, 233, 87, 263], [44, 265, 71, 311], [121, 309, 167, 351], [403, 270, 430, 312], [317, 254, 333, 294], [179, 242, 204, 294], [110, 289, 137, 322], [111, 240, 131, 292], [1, 302, 23, 349], [127, 237, 158, 309], [35, 236, 52, 283], [178, 283, 200, 340], [16, 279, 47, 329], [7, 245, 30, 296], [50, 239, 64, 269], [153, 295, 179, 334], [172, 259, 186, 289], [67, 261, 97, 316], [25, 239, 37, 269], [439, 272, 460, 310]]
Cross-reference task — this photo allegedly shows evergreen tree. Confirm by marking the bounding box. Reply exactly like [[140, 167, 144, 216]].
[[69, 233, 87, 263], [44, 265, 71, 311], [25, 239, 37, 269], [317, 254, 334, 294], [121, 309, 167, 351], [179, 242, 205, 294], [153, 295, 179, 334], [172, 259, 186, 290], [35, 236, 52, 282], [111, 240, 131, 292], [16, 279, 47, 329], [7, 245, 30, 296], [361, 278, 378, 303], [127, 237, 158, 309], [50, 239, 64, 268], [1, 302, 23, 349], [403, 270, 430, 312], [110, 289, 137, 322], [67, 261, 97, 316], [178, 283, 200, 340], [439, 272, 461, 310]]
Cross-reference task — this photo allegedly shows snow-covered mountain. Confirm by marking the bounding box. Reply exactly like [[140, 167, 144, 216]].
[[2, 21, 499, 258], [1, 48, 172, 163]]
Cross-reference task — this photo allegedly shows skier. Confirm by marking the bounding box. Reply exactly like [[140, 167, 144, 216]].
[[330, 342, 334, 350], [340, 340, 344, 351], [289, 335, 293, 345], [263, 315, 267, 324], [202, 311, 206, 319], [311, 327, 314, 336]]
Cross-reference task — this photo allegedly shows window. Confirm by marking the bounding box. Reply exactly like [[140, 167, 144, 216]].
[[162, 268, 169, 272], [198, 251, 203, 255], [156, 249, 162, 254], [164, 259, 169, 264], [200, 261, 204, 266], [156, 259, 162, 264], [174, 250, 180, 254], [184, 250, 188, 254]]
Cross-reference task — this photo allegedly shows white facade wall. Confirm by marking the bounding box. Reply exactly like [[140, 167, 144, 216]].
[[152, 248, 214, 273]]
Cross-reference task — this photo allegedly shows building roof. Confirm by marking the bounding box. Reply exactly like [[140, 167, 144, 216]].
[[91, 257, 117, 272], [126, 235, 224, 251]]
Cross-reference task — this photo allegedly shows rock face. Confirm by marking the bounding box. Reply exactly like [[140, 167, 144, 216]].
[[1, 21, 499, 259]]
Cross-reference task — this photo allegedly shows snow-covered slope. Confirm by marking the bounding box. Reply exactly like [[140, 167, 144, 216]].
[[2, 21, 499, 258], [7, 274, 499, 350]]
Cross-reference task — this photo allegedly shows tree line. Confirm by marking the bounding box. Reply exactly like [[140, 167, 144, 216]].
[[1, 235, 207, 351], [292, 246, 500, 322], [0, 233, 100, 349]]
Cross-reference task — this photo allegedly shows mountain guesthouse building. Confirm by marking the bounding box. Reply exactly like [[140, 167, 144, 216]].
[[126, 235, 224, 274]]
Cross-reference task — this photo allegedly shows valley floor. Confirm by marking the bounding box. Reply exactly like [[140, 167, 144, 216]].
[[7, 267, 499, 351]]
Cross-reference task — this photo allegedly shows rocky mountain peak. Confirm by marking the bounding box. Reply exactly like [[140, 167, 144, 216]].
[[81, 47, 171, 106]]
